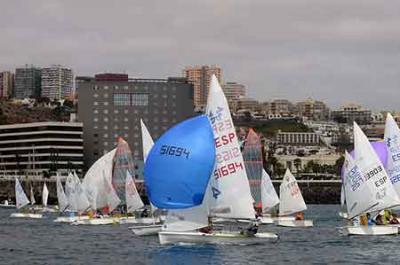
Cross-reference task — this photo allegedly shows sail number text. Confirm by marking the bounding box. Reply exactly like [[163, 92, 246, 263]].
[[214, 162, 244, 179], [160, 145, 190, 159]]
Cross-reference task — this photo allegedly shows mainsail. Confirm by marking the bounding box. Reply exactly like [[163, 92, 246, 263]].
[[279, 169, 307, 216], [42, 183, 49, 207], [206, 74, 255, 219], [56, 174, 69, 212], [82, 148, 117, 210], [126, 170, 144, 213], [112, 138, 136, 205], [243, 128, 263, 206], [384, 113, 400, 194], [15, 178, 29, 209], [260, 169, 280, 213], [103, 171, 121, 213], [65, 172, 90, 212], [353, 122, 400, 212], [141, 119, 158, 214]]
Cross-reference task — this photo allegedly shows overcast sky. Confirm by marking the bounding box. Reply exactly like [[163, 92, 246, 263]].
[[1, 0, 400, 110]]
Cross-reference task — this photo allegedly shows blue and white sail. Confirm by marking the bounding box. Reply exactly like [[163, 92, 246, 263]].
[[206, 75, 255, 219], [353, 122, 400, 212], [15, 178, 29, 209], [384, 113, 400, 195], [342, 151, 376, 219], [144, 115, 215, 209]]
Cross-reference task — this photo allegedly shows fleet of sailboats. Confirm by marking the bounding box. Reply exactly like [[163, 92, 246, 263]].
[[6, 76, 400, 243]]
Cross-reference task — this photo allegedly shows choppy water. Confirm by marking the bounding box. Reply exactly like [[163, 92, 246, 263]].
[[0, 205, 399, 265]]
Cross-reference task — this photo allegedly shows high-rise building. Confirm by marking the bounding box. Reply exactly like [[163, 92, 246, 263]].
[[183, 65, 222, 110], [0, 71, 14, 98], [222, 82, 246, 101], [41, 65, 73, 100], [77, 74, 194, 179], [14, 66, 41, 99], [296, 98, 330, 121], [268, 99, 296, 116]]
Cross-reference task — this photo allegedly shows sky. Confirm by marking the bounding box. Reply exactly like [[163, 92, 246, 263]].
[[1, 0, 400, 110]]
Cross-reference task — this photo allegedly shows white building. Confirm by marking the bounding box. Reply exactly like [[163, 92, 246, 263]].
[[41, 65, 73, 100]]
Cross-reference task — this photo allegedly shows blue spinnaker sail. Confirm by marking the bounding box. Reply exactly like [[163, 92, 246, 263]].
[[144, 115, 215, 209]]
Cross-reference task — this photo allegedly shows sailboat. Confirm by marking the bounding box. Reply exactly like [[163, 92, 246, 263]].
[[384, 113, 400, 195], [276, 169, 313, 227], [10, 178, 42, 219], [154, 75, 278, 245], [258, 169, 280, 224], [340, 122, 400, 235], [129, 120, 163, 234]]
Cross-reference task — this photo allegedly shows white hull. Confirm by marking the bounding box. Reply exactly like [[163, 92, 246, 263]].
[[54, 215, 90, 223], [40, 207, 58, 213], [273, 216, 295, 222], [71, 217, 118, 225], [130, 224, 163, 236], [118, 217, 157, 225], [0, 204, 15, 209], [339, 225, 398, 236], [338, 211, 349, 219], [276, 219, 313, 227], [10, 212, 43, 219], [158, 231, 278, 245], [258, 216, 274, 224]]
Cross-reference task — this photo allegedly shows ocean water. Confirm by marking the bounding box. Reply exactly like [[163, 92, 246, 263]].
[[0, 205, 399, 265]]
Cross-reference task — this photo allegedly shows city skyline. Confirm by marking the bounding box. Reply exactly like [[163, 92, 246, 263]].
[[1, 1, 400, 110]]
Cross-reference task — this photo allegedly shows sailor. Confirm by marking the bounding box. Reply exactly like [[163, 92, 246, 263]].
[[366, 213, 375, 226], [295, 212, 305, 221], [241, 222, 258, 236]]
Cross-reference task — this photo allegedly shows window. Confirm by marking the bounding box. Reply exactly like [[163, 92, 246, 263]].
[[124, 109, 128, 114], [93, 109, 98, 114], [124, 86, 129, 90], [104, 102, 109, 106], [103, 125, 108, 130], [104, 142, 108, 146], [104, 117, 109, 122], [114, 93, 130, 106], [124, 133, 129, 138], [124, 126, 129, 130], [94, 118, 98, 122], [124, 117, 129, 122], [114, 110, 119, 114], [104, 86, 109, 90], [103, 133, 108, 138], [114, 125, 119, 129], [104, 93, 109, 98], [132, 93, 149, 106], [103, 109, 108, 114], [94, 93, 99, 98], [94, 101, 98, 106]]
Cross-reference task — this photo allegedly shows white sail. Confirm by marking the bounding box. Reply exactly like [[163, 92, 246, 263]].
[[30, 185, 36, 206], [205, 74, 255, 219], [15, 178, 30, 209], [260, 169, 280, 213], [42, 183, 49, 207], [125, 170, 144, 213], [103, 171, 120, 213], [140, 119, 158, 214], [384, 113, 400, 194], [340, 184, 345, 207], [342, 151, 376, 219], [56, 174, 69, 212], [73, 172, 90, 212], [82, 148, 117, 210], [279, 169, 307, 216], [65, 172, 90, 212], [353, 122, 400, 212]]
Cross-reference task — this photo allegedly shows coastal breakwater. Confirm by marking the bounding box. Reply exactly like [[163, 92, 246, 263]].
[[0, 179, 342, 205]]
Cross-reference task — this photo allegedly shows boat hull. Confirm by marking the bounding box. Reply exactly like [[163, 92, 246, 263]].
[[0, 204, 15, 209], [71, 217, 118, 225], [54, 215, 90, 223], [130, 224, 163, 236], [158, 231, 278, 245], [118, 217, 157, 225], [10, 213, 43, 219], [276, 219, 313, 227], [339, 225, 398, 236], [258, 217, 274, 224]]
